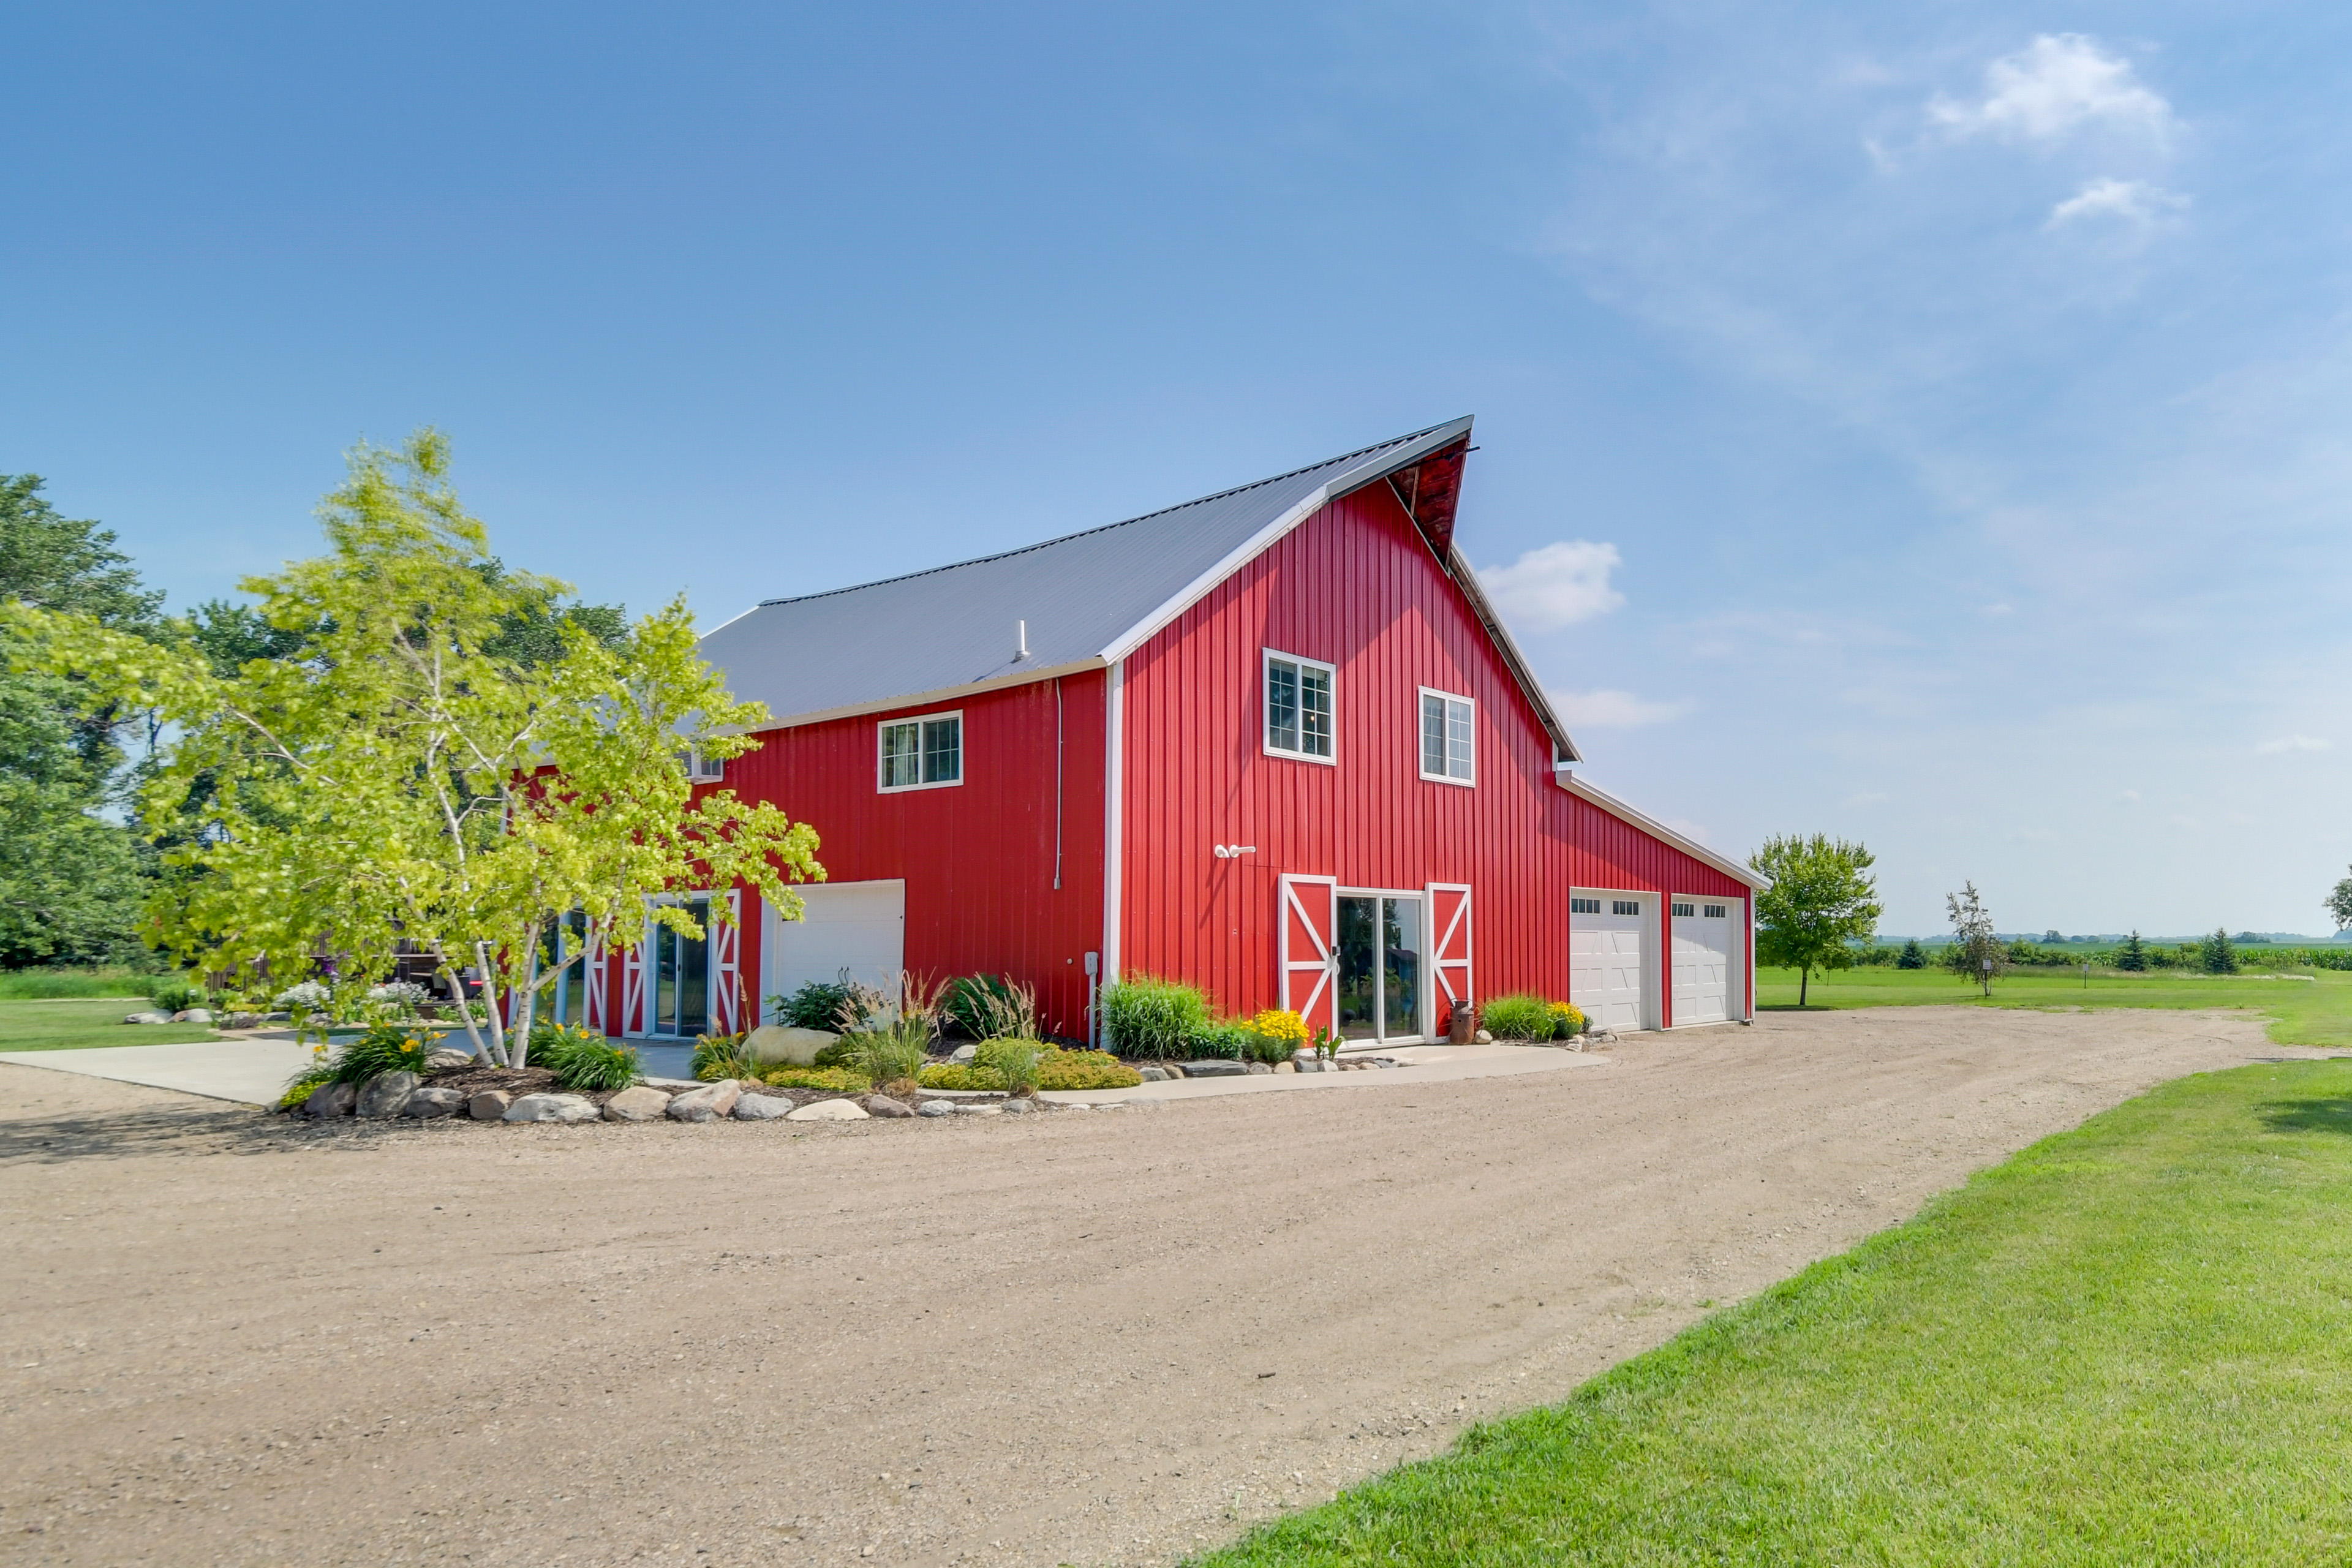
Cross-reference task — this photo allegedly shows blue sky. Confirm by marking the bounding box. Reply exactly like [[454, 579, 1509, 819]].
[[8, 2, 2350, 936]]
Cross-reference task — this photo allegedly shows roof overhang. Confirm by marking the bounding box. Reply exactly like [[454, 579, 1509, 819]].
[[1555, 771, 1771, 890], [746, 657, 1106, 733], [1097, 416, 1476, 665]]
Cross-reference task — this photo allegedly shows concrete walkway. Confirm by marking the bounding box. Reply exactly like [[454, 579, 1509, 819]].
[[0, 1036, 317, 1107], [1041, 1040, 1610, 1105]]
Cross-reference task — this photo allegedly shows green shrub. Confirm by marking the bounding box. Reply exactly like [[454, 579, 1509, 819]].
[[1480, 993, 1556, 1041], [1182, 1019, 1251, 1060], [976, 1037, 1040, 1095], [277, 1064, 336, 1109], [1036, 1048, 1142, 1090], [919, 1062, 1003, 1090], [1548, 1000, 1586, 1039], [150, 974, 206, 1012], [769, 978, 856, 1030], [279, 1022, 435, 1100], [943, 973, 1039, 1040], [811, 1036, 859, 1069], [692, 1031, 753, 1081], [1101, 974, 1213, 1058], [538, 1026, 639, 1091], [757, 1065, 871, 1093], [854, 1027, 930, 1090]]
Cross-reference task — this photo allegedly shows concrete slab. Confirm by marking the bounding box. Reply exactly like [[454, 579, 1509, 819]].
[[0, 1038, 318, 1107], [1040, 1041, 1608, 1106]]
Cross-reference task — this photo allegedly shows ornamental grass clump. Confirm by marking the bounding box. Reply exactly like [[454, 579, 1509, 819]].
[[975, 1036, 1041, 1096], [1479, 993, 1557, 1041], [847, 971, 943, 1095], [692, 1031, 754, 1081], [1101, 974, 1213, 1058], [535, 1023, 640, 1091], [943, 973, 1039, 1041]]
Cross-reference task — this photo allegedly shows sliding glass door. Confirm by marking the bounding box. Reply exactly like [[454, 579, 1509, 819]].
[[1335, 894, 1423, 1043]]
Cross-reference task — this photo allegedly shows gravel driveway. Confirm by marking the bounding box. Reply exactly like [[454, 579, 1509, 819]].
[[0, 1006, 2310, 1567]]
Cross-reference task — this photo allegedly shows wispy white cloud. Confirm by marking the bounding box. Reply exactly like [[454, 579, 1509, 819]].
[[2257, 736, 2330, 755], [2047, 177, 2188, 230], [1928, 34, 2174, 147], [1479, 540, 1625, 630], [1551, 687, 1691, 728]]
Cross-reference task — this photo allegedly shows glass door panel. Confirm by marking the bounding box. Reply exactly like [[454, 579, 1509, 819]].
[[1337, 896, 1380, 1041], [648, 897, 712, 1036], [1382, 897, 1421, 1038]]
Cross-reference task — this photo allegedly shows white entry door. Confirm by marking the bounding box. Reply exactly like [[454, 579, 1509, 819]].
[[1671, 899, 1738, 1026], [763, 880, 906, 1015], [1571, 892, 1648, 1032]]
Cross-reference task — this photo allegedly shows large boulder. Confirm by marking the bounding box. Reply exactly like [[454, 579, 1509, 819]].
[[1182, 1060, 1250, 1077], [423, 1047, 475, 1072], [222, 1011, 265, 1030], [402, 1086, 466, 1118], [355, 1071, 420, 1118], [666, 1080, 741, 1122], [602, 1085, 673, 1123], [744, 1025, 839, 1066], [785, 1097, 870, 1122], [123, 1011, 171, 1025], [862, 1095, 916, 1118], [503, 1093, 599, 1124], [303, 1081, 358, 1118], [916, 1099, 956, 1118], [467, 1089, 513, 1121], [731, 1094, 795, 1120]]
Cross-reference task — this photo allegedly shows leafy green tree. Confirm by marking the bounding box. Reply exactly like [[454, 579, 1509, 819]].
[[2325, 867, 2352, 935], [2116, 930, 2149, 971], [1896, 938, 1926, 970], [1752, 834, 1882, 1006], [0, 475, 167, 966], [1943, 881, 2008, 995], [2199, 927, 2239, 975], [11, 431, 823, 1065]]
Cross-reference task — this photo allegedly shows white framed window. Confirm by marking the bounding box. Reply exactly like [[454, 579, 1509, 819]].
[[682, 745, 725, 784], [877, 710, 963, 793], [1418, 687, 1474, 785], [1263, 649, 1335, 764]]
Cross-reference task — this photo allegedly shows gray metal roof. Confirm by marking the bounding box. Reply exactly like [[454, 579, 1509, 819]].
[[701, 419, 1483, 729]]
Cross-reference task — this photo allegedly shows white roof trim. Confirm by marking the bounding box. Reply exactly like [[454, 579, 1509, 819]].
[[1555, 772, 1771, 889], [745, 658, 1105, 734], [1096, 416, 1476, 665]]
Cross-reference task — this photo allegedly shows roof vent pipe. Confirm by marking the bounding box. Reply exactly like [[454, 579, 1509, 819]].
[[1016, 620, 1028, 661]]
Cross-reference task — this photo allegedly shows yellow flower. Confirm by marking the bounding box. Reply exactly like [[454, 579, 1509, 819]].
[[1249, 1008, 1310, 1046]]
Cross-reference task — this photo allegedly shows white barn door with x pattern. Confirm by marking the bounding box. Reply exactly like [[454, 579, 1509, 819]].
[[1278, 874, 1338, 1038], [1424, 883, 1472, 1035], [710, 889, 742, 1035]]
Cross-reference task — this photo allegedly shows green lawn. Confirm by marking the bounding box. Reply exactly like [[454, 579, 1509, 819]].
[[0, 997, 222, 1052], [0, 966, 155, 1001], [1757, 964, 2352, 1049], [1193, 1060, 2352, 1565]]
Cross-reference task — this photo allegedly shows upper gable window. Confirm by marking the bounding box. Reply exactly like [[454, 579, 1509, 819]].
[[878, 710, 962, 792], [1419, 688, 1474, 786], [1263, 650, 1335, 763]]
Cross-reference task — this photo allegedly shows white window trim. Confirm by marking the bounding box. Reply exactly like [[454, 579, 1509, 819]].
[[1416, 685, 1476, 787], [683, 745, 725, 784], [876, 708, 965, 794], [1261, 647, 1337, 767]]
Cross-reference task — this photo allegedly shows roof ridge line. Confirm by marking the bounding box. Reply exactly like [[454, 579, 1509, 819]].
[[753, 421, 1460, 609]]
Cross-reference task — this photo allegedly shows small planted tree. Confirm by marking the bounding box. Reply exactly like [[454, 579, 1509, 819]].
[[1943, 881, 2008, 995], [2115, 930, 2149, 972], [2199, 928, 2239, 975], [1895, 938, 1926, 970], [8, 431, 823, 1066], [1752, 834, 1883, 1007]]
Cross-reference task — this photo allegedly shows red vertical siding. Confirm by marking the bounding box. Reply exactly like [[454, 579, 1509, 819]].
[[701, 671, 1107, 1039], [1117, 480, 1751, 1028]]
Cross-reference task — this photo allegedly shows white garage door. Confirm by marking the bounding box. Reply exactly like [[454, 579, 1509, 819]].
[[763, 880, 905, 1012], [1671, 899, 1738, 1026], [1570, 892, 1648, 1032]]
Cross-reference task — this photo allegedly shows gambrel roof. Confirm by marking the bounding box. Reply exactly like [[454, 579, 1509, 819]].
[[699, 417, 1581, 762]]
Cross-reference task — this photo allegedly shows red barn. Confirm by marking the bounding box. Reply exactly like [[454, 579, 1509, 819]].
[[567, 419, 1764, 1049]]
